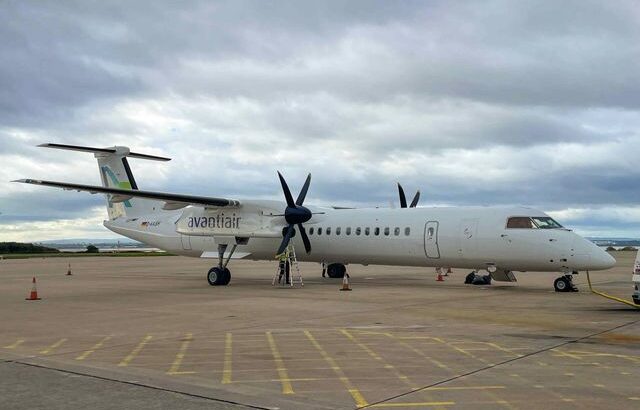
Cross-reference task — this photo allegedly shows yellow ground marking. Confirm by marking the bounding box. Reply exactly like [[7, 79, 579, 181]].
[[629, 397, 640, 400], [484, 342, 524, 358], [3, 339, 25, 349], [427, 386, 505, 391], [39, 338, 67, 354], [340, 329, 423, 391], [167, 333, 195, 375], [222, 332, 233, 384], [551, 348, 582, 360], [118, 335, 152, 367], [381, 333, 449, 370], [75, 336, 112, 360], [304, 330, 368, 408], [429, 337, 516, 410], [266, 332, 294, 395], [369, 402, 455, 407], [566, 350, 640, 363]]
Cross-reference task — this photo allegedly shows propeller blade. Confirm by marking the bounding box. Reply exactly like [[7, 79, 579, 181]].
[[298, 223, 311, 253], [410, 190, 420, 208], [397, 183, 407, 208], [276, 224, 295, 255], [277, 171, 296, 207], [295, 173, 311, 206]]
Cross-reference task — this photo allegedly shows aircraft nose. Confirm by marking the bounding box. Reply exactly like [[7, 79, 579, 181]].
[[592, 248, 616, 270]]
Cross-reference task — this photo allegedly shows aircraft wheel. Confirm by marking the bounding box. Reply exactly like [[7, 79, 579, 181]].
[[208, 267, 231, 286], [326, 263, 346, 278], [464, 272, 476, 284], [554, 276, 571, 292]]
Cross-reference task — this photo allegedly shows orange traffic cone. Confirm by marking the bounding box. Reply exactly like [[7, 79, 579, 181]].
[[26, 277, 41, 300], [66, 263, 72, 276], [436, 268, 445, 282], [340, 273, 352, 291], [445, 267, 452, 276]]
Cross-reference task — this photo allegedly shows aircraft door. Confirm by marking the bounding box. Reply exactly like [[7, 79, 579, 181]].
[[181, 234, 192, 250], [424, 221, 440, 258]]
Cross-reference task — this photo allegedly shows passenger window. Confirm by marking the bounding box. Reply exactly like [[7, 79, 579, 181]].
[[365, 227, 370, 236], [309, 227, 314, 235], [318, 227, 322, 235], [374, 227, 380, 236], [336, 227, 341, 235], [405, 227, 410, 236], [506, 217, 536, 229], [346, 227, 351, 235], [327, 227, 332, 235], [356, 227, 361, 235], [384, 227, 390, 236], [394, 227, 400, 236], [427, 227, 434, 239]]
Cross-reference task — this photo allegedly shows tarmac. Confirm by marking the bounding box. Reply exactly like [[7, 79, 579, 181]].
[[1, 252, 639, 409]]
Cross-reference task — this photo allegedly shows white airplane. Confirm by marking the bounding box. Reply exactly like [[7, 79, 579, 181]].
[[14, 143, 615, 292]]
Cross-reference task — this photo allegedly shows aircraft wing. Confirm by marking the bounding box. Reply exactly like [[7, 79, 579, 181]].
[[14, 179, 241, 210]]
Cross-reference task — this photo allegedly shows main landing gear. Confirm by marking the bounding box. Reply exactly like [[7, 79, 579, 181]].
[[554, 272, 578, 292], [207, 244, 237, 286], [464, 270, 492, 285], [325, 263, 346, 278]]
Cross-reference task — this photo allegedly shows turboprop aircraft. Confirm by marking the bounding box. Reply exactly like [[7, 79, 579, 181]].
[[14, 143, 616, 291]]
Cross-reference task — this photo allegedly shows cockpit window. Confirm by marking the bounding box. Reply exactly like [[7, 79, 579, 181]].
[[506, 216, 563, 229], [506, 217, 536, 229], [531, 216, 563, 229]]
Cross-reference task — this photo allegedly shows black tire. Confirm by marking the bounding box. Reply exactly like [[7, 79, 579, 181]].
[[327, 263, 346, 278], [464, 272, 476, 284], [554, 276, 570, 292], [208, 267, 231, 286]]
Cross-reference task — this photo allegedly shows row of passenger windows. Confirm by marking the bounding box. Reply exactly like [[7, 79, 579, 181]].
[[309, 226, 411, 237]]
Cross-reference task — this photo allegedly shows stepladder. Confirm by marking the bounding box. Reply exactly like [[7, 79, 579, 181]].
[[272, 245, 304, 287]]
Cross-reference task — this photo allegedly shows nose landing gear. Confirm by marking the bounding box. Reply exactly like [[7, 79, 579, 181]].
[[554, 273, 578, 292]]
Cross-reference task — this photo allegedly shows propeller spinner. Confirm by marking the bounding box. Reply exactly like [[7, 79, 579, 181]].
[[276, 172, 313, 255]]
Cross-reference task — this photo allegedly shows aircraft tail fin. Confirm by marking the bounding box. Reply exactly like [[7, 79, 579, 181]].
[[39, 143, 171, 220]]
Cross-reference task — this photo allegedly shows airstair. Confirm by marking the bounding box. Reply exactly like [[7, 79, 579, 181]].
[[272, 245, 304, 287]]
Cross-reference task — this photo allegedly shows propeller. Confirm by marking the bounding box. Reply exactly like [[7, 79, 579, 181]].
[[276, 172, 313, 255], [397, 183, 420, 208]]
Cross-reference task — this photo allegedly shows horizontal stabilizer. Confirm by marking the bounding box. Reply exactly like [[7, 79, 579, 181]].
[[13, 179, 240, 209], [38, 143, 171, 161]]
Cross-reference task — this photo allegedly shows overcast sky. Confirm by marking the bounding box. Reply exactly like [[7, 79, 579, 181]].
[[2, 0, 640, 241]]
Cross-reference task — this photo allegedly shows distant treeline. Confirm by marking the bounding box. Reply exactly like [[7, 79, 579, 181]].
[[0, 242, 60, 254], [606, 246, 637, 251]]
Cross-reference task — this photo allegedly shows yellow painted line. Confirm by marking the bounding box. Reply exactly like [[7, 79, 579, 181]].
[[427, 386, 505, 391], [551, 348, 583, 361], [304, 330, 368, 408], [566, 350, 640, 363], [118, 335, 152, 367], [222, 332, 233, 384], [587, 270, 640, 308], [39, 338, 67, 354], [167, 333, 195, 375], [385, 333, 449, 370], [341, 329, 418, 390], [3, 339, 25, 349], [266, 332, 294, 394], [430, 337, 515, 410], [370, 403, 455, 408], [75, 336, 112, 360], [484, 342, 523, 358]]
